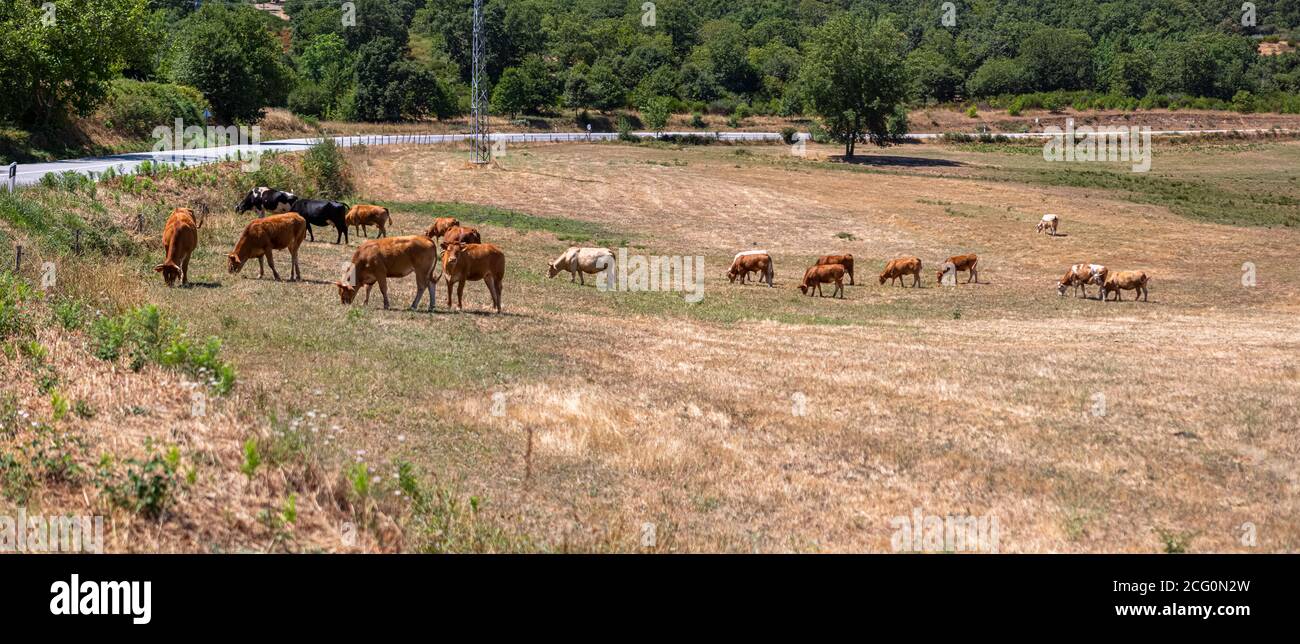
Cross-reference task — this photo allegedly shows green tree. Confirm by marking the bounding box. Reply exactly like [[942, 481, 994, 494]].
[[1018, 27, 1095, 92], [168, 4, 290, 123], [905, 48, 963, 103], [966, 58, 1028, 97], [798, 13, 909, 158], [587, 59, 626, 112], [493, 68, 530, 118], [640, 96, 673, 134], [0, 0, 155, 125]]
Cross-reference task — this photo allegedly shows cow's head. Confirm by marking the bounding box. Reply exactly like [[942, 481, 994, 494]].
[[1056, 281, 1069, 296], [727, 267, 739, 283], [798, 284, 809, 295], [879, 273, 888, 285], [154, 262, 183, 287], [334, 281, 359, 304], [442, 242, 468, 271], [227, 253, 244, 274], [547, 261, 561, 278]]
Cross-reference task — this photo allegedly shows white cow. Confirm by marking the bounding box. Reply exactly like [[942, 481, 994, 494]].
[[548, 247, 615, 287]]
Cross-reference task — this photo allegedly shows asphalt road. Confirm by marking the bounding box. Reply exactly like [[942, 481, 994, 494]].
[[5, 127, 1291, 188]]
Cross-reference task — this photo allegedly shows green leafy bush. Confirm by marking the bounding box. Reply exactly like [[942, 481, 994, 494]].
[[302, 138, 354, 199], [102, 79, 209, 139], [90, 305, 236, 393]]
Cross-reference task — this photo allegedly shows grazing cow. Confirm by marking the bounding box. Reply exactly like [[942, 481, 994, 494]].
[[816, 254, 854, 285], [423, 217, 461, 241], [290, 199, 350, 244], [1102, 270, 1150, 302], [1057, 263, 1108, 299], [441, 242, 505, 312], [879, 256, 922, 287], [235, 187, 297, 216], [799, 264, 846, 298], [1037, 214, 1060, 236], [334, 236, 438, 311], [547, 247, 615, 287], [345, 205, 392, 239], [154, 207, 200, 287], [727, 250, 774, 286], [442, 225, 482, 245], [226, 213, 306, 281], [936, 254, 979, 284]]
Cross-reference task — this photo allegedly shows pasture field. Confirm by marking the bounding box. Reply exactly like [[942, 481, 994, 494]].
[[5, 137, 1298, 552]]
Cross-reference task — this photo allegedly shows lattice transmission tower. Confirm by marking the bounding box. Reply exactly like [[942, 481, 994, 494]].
[[469, 0, 490, 164]]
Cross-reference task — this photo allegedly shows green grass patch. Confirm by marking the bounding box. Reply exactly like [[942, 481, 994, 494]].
[[382, 200, 627, 246]]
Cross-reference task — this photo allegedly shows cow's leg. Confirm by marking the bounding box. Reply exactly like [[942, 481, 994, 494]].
[[456, 281, 465, 310], [364, 283, 373, 305], [257, 256, 265, 278], [579, 271, 585, 286], [181, 256, 190, 286], [483, 275, 499, 312], [446, 279, 455, 309], [305, 225, 315, 242], [570, 270, 576, 283], [411, 272, 427, 310], [378, 277, 390, 309], [265, 250, 281, 281], [848, 270, 854, 286]]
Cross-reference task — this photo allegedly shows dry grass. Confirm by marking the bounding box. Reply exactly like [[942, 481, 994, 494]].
[[7, 137, 1298, 553]]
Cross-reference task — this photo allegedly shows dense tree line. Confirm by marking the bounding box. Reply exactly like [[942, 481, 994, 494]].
[[1, 0, 1298, 129]]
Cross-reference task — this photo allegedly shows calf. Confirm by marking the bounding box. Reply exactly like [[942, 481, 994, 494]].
[[423, 217, 461, 241], [548, 247, 615, 287], [799, 264, 846, 298], [1102, 270, 1149, 302], [442, 225, 482, 245], [879, 256, 922, 287], [345, 205, 392, 239], [335, 236, 438, 311], [442, 242, 505, 312], [936, 254, 978, 284], [1057, 263, 1108, 299], [1037, 214, 1059, 236], [226, 213, 306, 281], [291, 199, 350, 244], [154, 207, 200, 287], [235, 187, 297, 216], [727, 251, 774, 286], [816, 254, 854, 285]]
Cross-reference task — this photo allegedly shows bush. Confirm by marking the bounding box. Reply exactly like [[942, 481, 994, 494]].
[[302, 138, 354, 199], [780, 126, 798, 144], [690, 112, 707, 128], [0, 272, 35, 340], [103, 80, 210, 139], [90, 305, 236, 393]]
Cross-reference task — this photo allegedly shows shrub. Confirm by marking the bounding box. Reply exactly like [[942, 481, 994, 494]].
[[100, 447, 182, 519], [689, 112, 706, 128], [90, 305, 236, 393], [102, 79, 209, 139], [780, 126, 798, 144], [302, 138, 354, 199], [0, 272, 35, 340]]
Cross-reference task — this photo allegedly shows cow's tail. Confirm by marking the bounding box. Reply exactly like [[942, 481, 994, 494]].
[[383, 208, 392, 227]]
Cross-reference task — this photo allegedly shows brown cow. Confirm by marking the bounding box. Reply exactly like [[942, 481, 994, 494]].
[[154, 207, 200, 287], [879, 256, 922, 287], [226, 213, 306, 281], [423, 217, 461, 241], [441, 242, 505, 313], [442, 225, 482, 245], [1102, 270, 1150, 302], [727, 251, 774, 286], [345, 204, 391, 239], [334, 236, 437, 310], [816, 254, 854, 285], [799, 264, 846, 298], [936, 254, 979, 284]]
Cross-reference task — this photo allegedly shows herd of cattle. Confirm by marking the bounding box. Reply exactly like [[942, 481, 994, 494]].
[[156, 187, 505, 312], [152, 191, 1151, 310], [715, 212, 1149, 301]]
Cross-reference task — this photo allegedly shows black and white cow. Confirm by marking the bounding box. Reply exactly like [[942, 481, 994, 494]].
[[235, 187, 298, 216], [290, 199, 351, 244]]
